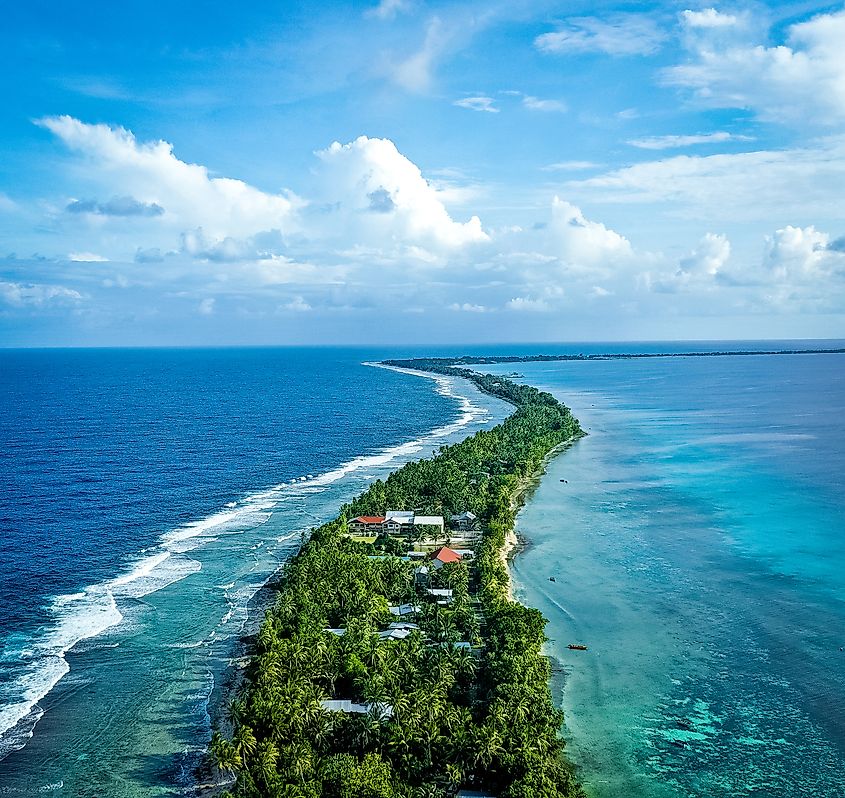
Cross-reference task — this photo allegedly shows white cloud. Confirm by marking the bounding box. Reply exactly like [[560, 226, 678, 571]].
[[366, 0, 412, 21], [179, 228, 279, 262], [506, 296, 551, 312], [391, 17, 451, 92], [541, 161, 601, 171], [198, 297, 215, 315], [314, 135, 488, 250], [283, 295, 312, 312], [680, 8, 740, 29], [0, 280, 84, 306], [68, 251, 109, 262], [522, 96, 567, 112], [0, 192, 17, 212], [567, 137, 845, 220], [535, 15, 665, 57], [665, 7, 845, 124], [764, 225, 842, 282], [681, 232, 731, 276], [39, 116, 299, 239], [453, 95, 499, 113], [66, 196, 164, 217], [628, 132, 753, 149], [550, 197, 632, 267], [449, 302, 486, 312]]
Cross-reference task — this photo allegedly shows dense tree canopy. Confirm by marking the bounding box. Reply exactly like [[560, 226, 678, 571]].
[[213, 362, 585, 798]]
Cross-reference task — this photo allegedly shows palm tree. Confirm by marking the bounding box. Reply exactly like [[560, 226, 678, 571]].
[[209, 731, 240, 775], [285, 741, 314, 786]]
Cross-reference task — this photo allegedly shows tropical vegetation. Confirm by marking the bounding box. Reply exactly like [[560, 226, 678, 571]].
[[211, 360, 585, 798]]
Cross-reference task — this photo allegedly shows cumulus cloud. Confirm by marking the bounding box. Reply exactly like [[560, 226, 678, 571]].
[[39, 116, 299, 239], [550, 197, 632, 268], [764, 225, 844, 282], [681, 232, 731, 276], [535, 15, 665, 57], [665, 7, 845, 124], [651, 232, 731, 292], [314, 135, 488, 250], [453, 95, 498, 113], [628, 132, 753, 149], [180, 228, 278, 262], [0, 280, 84, 306], [68, 251, 109, 262], [681, 8, 741, 29], [66, 196, 164, 217], [283, 296, 312, 312], [449, 302, 487, 312]]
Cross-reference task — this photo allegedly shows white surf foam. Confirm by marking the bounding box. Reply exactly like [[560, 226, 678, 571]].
[[0, 587, 122, 757], [0, 361, 492, 760]]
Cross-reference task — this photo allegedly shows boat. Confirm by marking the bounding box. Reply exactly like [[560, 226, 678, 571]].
[[568, 644, 588, 651], [549, 576, 556, 582]]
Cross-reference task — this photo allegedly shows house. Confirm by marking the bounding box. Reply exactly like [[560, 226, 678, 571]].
[[384, 510, 414, 535], [450, 511, 477, 531], [387, 621, 419, 631], [414, 564, 430, 584], [429, 546, 462, 569], [456, 791, 497, 798], [378, 627, 412, 641], [324, 628, 346, 636], [349, 516, 385, 535], [321, 700, 393, 719], [452, 549, 475, 561], [426, 588, 453, 600], [388, 603, 418, 616], [412, 515, 445, 540]]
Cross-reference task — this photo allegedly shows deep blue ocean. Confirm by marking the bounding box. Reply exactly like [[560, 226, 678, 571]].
[[0, 347, 512, 795], [1, 343, 843, 797]]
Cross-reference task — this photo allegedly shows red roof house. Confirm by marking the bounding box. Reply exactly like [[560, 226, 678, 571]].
[[349, 516, 386, 534], [429, 546, 462, 568]]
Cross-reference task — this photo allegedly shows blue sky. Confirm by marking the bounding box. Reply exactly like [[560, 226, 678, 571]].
[[2, 0, 844, 345]]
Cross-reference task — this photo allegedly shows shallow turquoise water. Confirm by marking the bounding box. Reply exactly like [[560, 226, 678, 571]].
[[498, 355, 845, 797]]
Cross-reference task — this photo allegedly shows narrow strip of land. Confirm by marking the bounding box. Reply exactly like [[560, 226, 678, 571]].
[[382, 346, 845, 373], [211, 362, 586, 798]]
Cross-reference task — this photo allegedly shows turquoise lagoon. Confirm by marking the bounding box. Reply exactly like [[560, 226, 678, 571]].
[[494, 354, 845, 797]]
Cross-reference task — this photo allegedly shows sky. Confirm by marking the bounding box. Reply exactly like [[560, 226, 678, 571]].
[[2, 0, 845, 346]]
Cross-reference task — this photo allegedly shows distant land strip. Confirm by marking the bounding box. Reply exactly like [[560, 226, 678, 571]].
[[383, 347, 845, 371]]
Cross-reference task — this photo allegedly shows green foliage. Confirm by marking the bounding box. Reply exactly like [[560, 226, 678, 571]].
[[213, 362, 585, 798]]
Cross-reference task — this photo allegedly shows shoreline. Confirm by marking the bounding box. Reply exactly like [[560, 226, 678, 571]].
[[194, 366, 512, 793], [214, 358, 585, 796], [500, 435, 583, 602]]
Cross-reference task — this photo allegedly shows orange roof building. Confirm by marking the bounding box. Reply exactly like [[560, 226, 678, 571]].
[[429, 546, 462, 568]]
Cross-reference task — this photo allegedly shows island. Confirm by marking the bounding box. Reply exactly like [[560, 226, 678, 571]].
[[210, 359, 586, 798]]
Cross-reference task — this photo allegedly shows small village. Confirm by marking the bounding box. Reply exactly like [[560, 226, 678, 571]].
[[320, 509, 485, 740]]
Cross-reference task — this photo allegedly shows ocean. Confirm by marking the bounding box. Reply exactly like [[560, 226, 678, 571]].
[[2, 343, 844, 797], [492, 351, 845, 797], [0, 347, 511, 795]]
